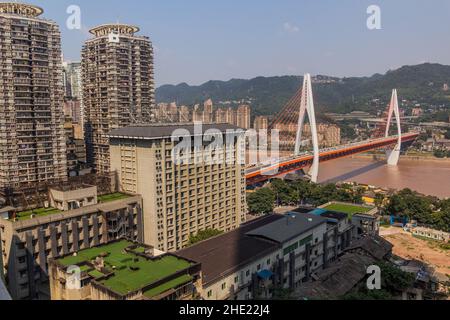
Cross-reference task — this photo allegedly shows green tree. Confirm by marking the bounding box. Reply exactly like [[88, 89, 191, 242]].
[[352, 187, 365, 204], [445, 129, 450, 140], [291, 180, 313, 204], [247, 187, 276, 215], [378, 262, 415, 292], [435, 199, 450, 232], [374, 193, 385, 210], [271, 288, 295, 300], [386, 189, 433, 224], [188, 229, 223, 246], [434, 149, 446, 158], [270, 179, 297, 206], [342, 262, 414, 300], [342, 290, 392, 300]]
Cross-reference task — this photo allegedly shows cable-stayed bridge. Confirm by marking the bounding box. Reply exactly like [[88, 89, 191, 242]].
[[245, 74, 420, 186]]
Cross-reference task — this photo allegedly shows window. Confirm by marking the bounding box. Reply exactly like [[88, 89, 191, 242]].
[[299, 235, 313, 247], [221, 283, 226, 290], [234, 276, 239, 283], [207, 290, 212, 298], [283, 242, 298, 256], [267, 259, 271, 265], [257, 264, 261, 271], [246, 270, 250, 277]]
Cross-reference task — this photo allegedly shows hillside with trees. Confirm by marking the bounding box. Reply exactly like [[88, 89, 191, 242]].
[[156, 63, 450, 116]]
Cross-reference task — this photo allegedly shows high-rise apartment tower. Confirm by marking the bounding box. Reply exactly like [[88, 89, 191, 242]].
[[0, 2, 67, 190], [82, 24, 155, 174]]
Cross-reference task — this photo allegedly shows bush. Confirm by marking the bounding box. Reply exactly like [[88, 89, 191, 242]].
[[247, 187, 276, 214], [188, 229, 223, 246]]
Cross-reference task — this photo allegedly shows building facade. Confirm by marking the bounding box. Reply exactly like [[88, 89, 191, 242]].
[[63, 99, 82, 124], [82, 24, 155, 174], [108, 123, 247, 252], [236, 105, 251, 129], [0, 274, 10, 300], [178, 105, 190, 123], [254, 116, 269, 131], [0, 186, 143, 300], [65, 122, 87, 176], [202, 99, 213, 123], [63, 61, 82, 100], [0, 2, 67, 190], [178, 211, 352, 300]]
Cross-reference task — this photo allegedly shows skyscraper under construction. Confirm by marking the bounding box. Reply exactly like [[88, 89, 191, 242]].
[[0, 3, 67, 192], [82, 24, 155, 174]]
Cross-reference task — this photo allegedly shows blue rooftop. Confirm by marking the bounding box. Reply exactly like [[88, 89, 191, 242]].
[[309, 208, 328, 216], [257, 269, 274, 280]]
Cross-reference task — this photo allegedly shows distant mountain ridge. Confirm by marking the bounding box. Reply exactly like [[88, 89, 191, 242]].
[[156, 63, 450, 116]]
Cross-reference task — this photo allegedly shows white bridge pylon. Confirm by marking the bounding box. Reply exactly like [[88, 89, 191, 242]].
[[294, 74, 320, 183], [385, 89, 402, 166]]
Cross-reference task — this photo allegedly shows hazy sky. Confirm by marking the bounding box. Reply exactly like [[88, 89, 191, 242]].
[[25, 0, 450, 86]]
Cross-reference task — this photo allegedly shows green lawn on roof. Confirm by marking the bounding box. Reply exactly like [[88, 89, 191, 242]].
[[79, 265, 92, 273], [143, 274, 192, 299], [89, 270, 105, 279], [58, 240, 132, 266], [16, 207, 61, 221], [324, 203, 371, 217], [97, 193, 130, 203], [99, 255, 191, 295], [58, 240, 192, 295]]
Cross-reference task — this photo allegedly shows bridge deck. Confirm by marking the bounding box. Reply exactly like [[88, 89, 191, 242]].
[[245, 132, 419, 184]]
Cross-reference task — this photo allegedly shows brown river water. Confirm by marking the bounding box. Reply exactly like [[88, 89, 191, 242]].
[[317, 157, 450, 199], [246, 151, 450, 198]]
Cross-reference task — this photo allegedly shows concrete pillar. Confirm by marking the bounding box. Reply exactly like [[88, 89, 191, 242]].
[[72, 221, 79, 251], [289, 252, 295, 289], [323, 232, 329, 268], [385, 89, 402, 166], [305, 243, 311, 281], [136, 204, 143, 243], [61, 221, 69, 256], [93, 215, 99, 246], [25, 232, 36, 299], [294, 74, 320, 183], [82, 217, 89, 249], [128, 206, 135, 239], [50, 225, 58, 258], [38, 228, 47, 274]]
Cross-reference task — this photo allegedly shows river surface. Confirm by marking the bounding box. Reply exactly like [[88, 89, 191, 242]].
[[316, 157, 450, 198]]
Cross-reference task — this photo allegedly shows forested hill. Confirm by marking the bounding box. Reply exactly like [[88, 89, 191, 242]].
[[156, 63, 450, 116]]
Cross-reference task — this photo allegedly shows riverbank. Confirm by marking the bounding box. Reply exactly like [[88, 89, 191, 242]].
[[352, 153, 450, 163]]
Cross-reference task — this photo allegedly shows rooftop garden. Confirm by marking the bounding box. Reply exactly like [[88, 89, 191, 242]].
[[14, 207, 61, 221], [57, 240, 193, 296], [97, 192, 131, 203], [143, 274, 193, 299], [9, 193, 132, 222], [323, 203, 372, 217]]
